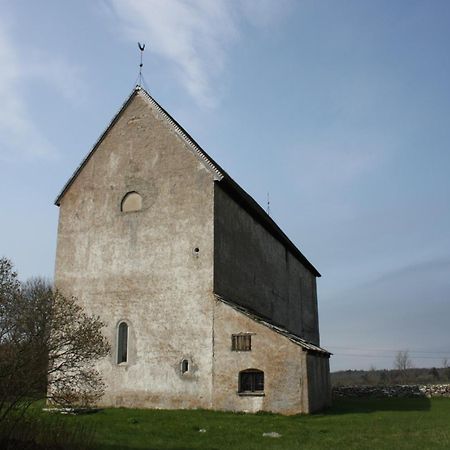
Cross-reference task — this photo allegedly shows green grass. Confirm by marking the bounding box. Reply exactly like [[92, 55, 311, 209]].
[[39, 398, 450, 450]]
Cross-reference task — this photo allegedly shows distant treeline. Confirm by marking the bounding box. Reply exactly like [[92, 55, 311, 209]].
[[332, 367, 450, 387]]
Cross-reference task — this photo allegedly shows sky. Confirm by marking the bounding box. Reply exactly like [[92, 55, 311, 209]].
[[1, 0, 449, 371]]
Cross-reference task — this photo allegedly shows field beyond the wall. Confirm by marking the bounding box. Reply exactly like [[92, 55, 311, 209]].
[[23, 398, 448, 450]]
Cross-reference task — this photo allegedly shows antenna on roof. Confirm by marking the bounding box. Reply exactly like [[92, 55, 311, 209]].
[[267, 192, 271, 216], [137, 42, 145, 87]]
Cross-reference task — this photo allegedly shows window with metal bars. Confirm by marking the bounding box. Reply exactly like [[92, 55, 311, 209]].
[[238, 369, 264, 393], [231, 334, 251, 351]]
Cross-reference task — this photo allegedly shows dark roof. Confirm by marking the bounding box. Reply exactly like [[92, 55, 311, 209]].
[[216, 178, 320, 276], [55, 86, 321, 277], [215, 295, 331, 356]]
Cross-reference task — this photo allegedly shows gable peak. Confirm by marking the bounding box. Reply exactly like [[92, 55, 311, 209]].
[[54, 86, 224, 206]]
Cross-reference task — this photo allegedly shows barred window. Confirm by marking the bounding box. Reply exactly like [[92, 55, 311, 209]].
[[231, 334, 251, 351], [238, 369, 264, 393]]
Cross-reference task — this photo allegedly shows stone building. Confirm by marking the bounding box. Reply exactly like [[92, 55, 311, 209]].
[[54, 86, 331, 414]]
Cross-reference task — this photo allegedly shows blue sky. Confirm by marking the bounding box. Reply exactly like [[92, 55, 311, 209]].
[[1, 0, 449, 371]]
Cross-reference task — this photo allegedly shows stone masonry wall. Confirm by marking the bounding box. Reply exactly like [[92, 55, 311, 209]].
[[333, 384, 450, 398]]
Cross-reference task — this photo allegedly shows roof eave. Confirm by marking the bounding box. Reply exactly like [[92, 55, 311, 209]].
[[216, 294, 331, 356]]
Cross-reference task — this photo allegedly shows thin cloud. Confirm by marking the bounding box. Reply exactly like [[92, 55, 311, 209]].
[[361, 256, 450, 289], [292, 136, 386, 190], [107, 0, 293, 108], [0, 19, 86, 162], [28, 52, 87, 106], [239, 0, 294, 27]]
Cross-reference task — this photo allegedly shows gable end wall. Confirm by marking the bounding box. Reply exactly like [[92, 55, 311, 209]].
[[54, 93, 216, 409]]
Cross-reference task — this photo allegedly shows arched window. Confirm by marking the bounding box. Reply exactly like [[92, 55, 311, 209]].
[[238, 369, 264, 393], [117, 322, 128, 364], [121, 191, 142, 212], [181, 359, 189, 374]]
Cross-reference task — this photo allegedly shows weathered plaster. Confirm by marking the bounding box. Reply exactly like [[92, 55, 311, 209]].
[[55, 92, 216, 409], [212, 300, 308, 415]]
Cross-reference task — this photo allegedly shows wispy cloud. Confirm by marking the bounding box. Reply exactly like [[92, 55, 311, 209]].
[[293, 136, 385, 191], [106, 0, 293, 107], [0, 18, 86, 162], [27, 52, 86, 106], [361, 256, 450, 290]]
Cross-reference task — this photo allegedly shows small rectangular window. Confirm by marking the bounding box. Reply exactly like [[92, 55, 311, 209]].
[[231, 334, 251, 351]]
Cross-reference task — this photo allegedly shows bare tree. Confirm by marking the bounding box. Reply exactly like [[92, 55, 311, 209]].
[[394, 350, 413, 384], [45, 284, 111, 407], [394, 350, 413, 371], [443, 358, 450, 382], [0, 257, 110, 434]]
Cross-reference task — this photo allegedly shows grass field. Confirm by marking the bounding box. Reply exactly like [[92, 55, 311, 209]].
[[45, 397, 450, 450]]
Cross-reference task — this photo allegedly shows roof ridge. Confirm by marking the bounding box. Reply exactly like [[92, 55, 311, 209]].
[[55, 86, 226, 206], [136, 86, 224, 181]]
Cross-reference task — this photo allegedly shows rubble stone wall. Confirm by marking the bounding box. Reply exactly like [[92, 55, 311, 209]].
[[333, 384, 450, 398]]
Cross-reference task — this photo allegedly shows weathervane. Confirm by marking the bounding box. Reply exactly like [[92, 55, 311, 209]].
[[137, 42, 145, 86]]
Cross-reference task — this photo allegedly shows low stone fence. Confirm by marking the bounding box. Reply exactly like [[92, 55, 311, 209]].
[[333, 384, 450, 399]]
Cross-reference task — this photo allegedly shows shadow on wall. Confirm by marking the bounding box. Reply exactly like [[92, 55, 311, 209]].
[[325, 397, 431, 415]]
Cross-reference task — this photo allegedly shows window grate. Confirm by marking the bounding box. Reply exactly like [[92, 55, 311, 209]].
[[239, 369, 264, 393], [231, 334, 251, 351]]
